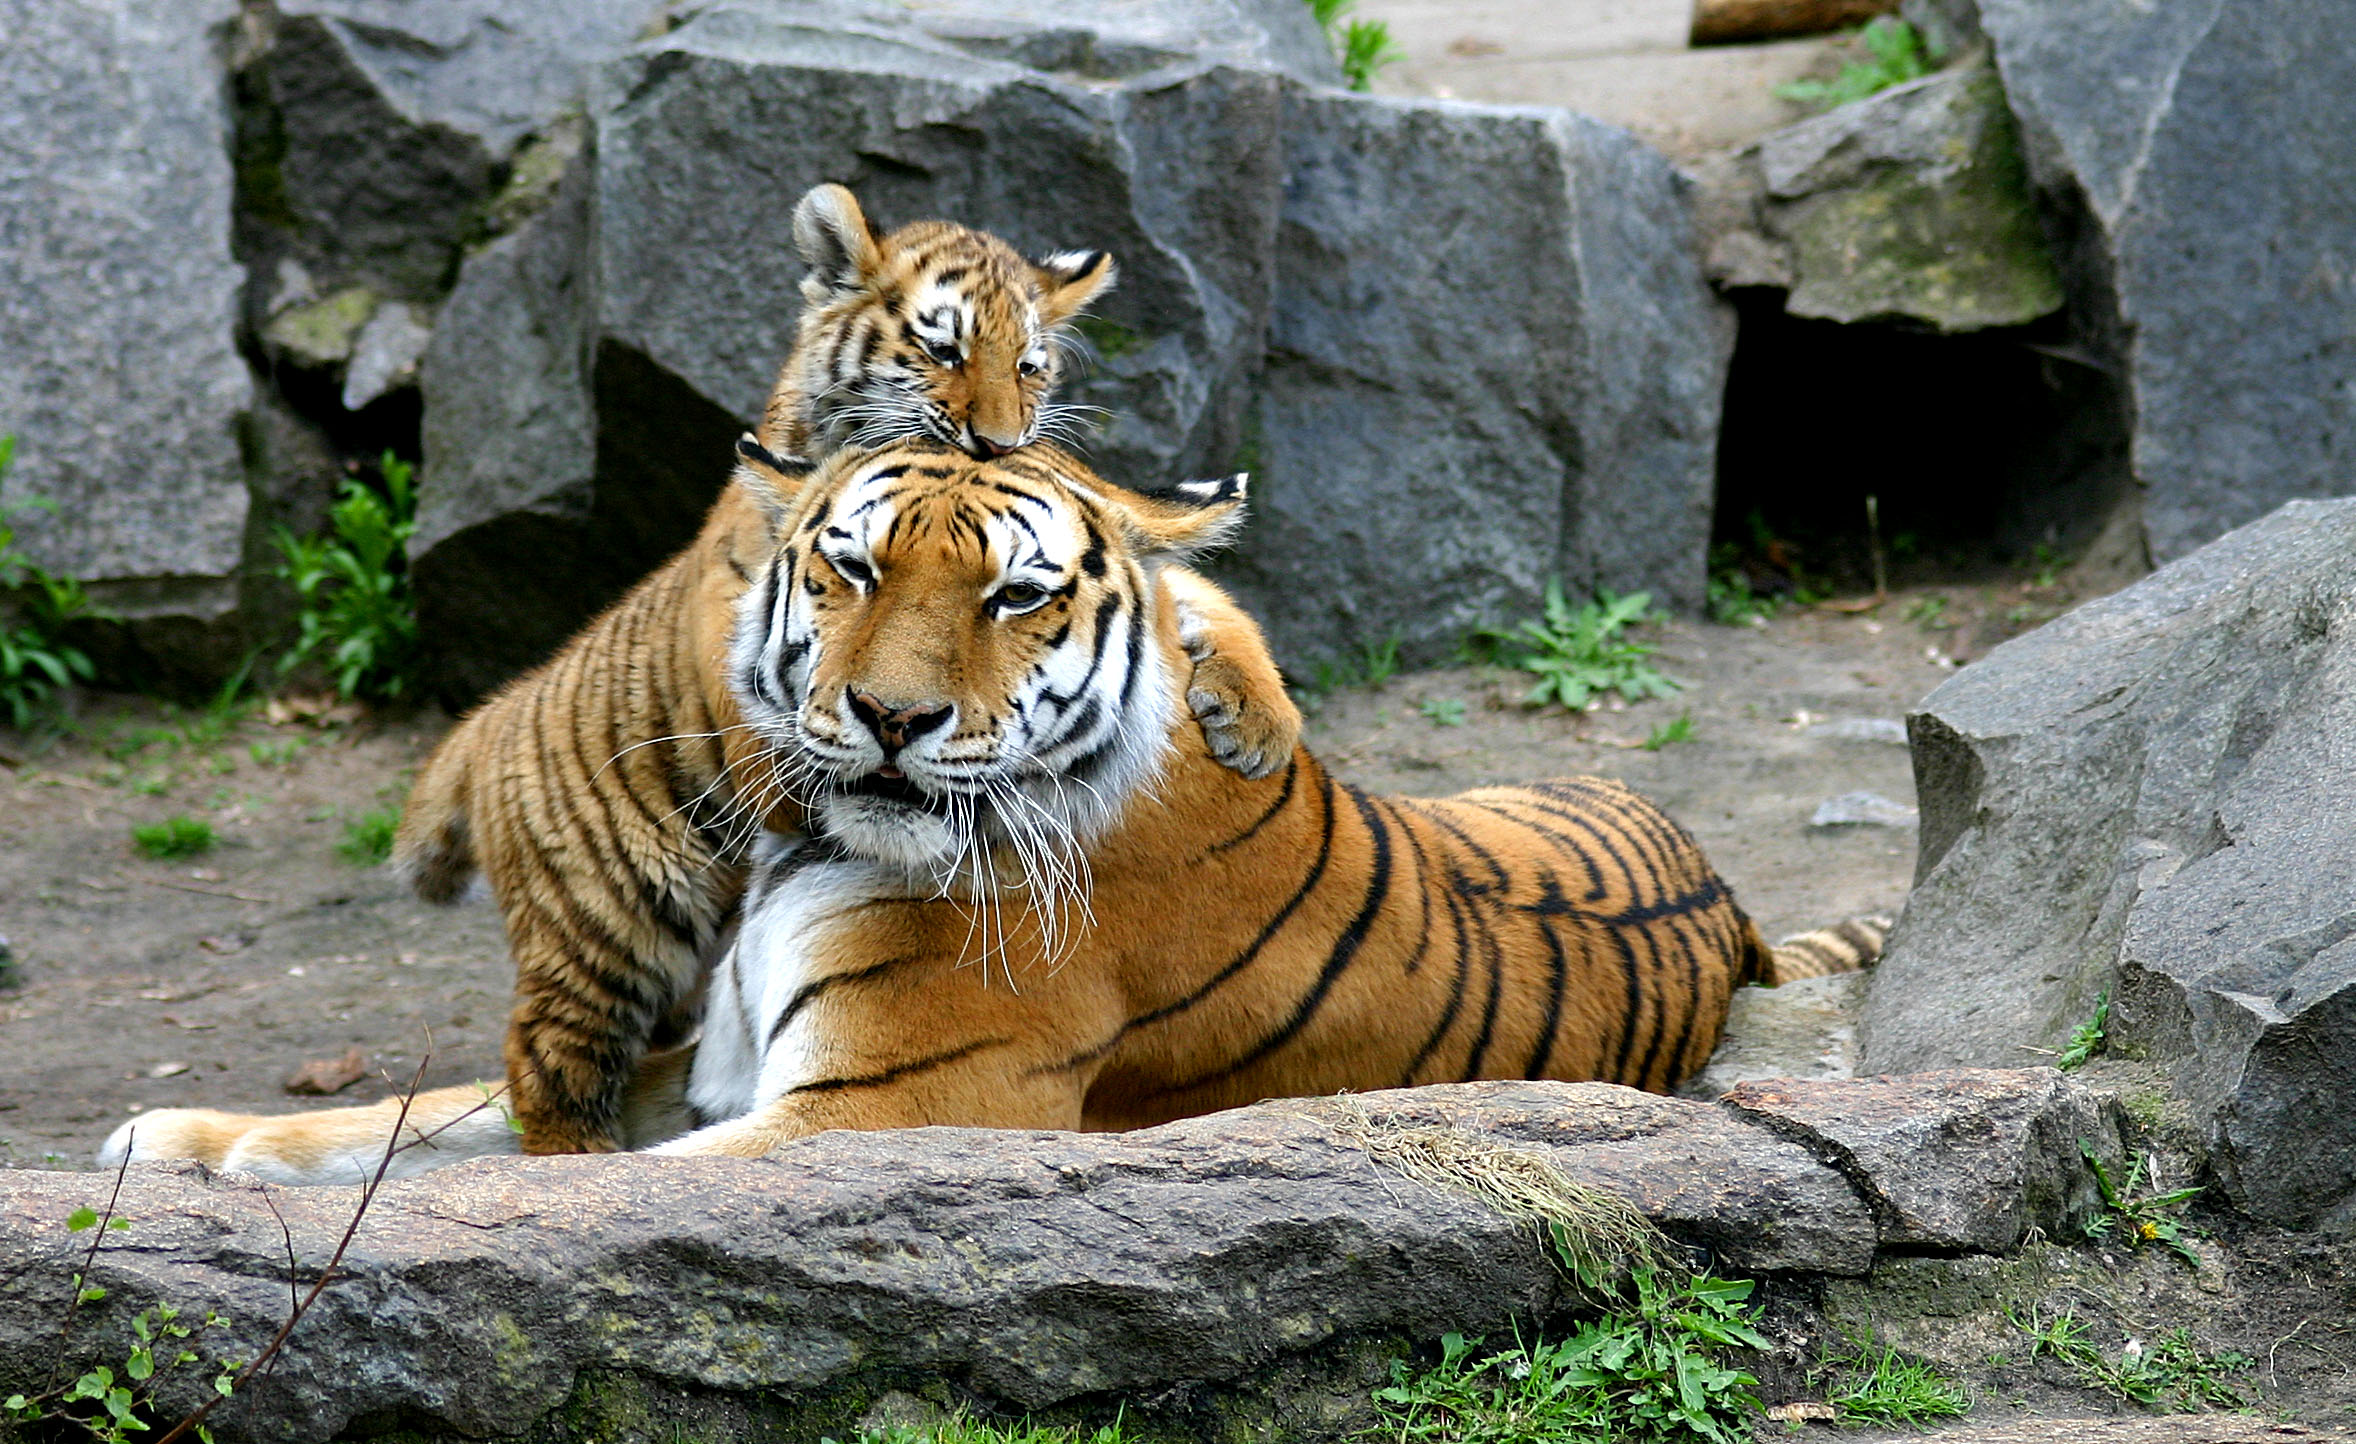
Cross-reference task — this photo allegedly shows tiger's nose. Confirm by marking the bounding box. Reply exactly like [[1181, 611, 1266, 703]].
[[847, 692, 954, 755], [965, 427, 1018, 459]]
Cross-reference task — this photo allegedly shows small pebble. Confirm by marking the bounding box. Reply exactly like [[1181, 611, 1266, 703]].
[[1810, 791, 1919, 829]]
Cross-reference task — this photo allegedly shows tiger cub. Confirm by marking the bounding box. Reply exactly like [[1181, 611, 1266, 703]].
[[106, 440, 1883, 1185], [391, 188, 1299, 1155]]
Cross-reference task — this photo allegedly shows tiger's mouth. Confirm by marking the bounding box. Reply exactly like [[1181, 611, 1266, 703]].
[[838, 767, 950, 815]]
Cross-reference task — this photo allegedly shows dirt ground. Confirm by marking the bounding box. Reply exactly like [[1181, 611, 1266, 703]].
[[0, 577, 2075, 1170]]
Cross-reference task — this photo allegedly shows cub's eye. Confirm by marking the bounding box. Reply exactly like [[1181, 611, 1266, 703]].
[[991, 581, 1051, 615], [827, 554, 874, 588], [923, 338, 962, 367], [1017, 358, 1042, 377]]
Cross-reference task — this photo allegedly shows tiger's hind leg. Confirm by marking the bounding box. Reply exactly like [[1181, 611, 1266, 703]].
[[1165, 568, 1300, 781]]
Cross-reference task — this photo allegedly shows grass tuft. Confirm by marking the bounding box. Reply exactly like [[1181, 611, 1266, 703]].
[[1775, 16, 1935, 110], [1472, 584, 1681, 712], [131, 816, 215, 860], [1819, 1337, 1972, 1426], [337, 806, 400, 866]]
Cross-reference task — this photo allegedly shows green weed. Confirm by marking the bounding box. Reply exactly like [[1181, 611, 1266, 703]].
[[1905, 594, 1953, 631], [1818, 1338, 1971, 1427], [131, 816, 215, 860], [0, 435, 102, 731], [1305, 0, 1402, 90], [1419, 696, 1467, 727], [274, 450, 419, 701], [2007, 1305, 2251, 1410], [1776, 17, 1935, 110], [1705, 568, 1778, 628], [832, 1415, 1131, 1444], [2081, 1141, 2203, 1267], [1372, 1267, 1766, 1444], [4, 1208, 238, 1444], [1641, 714, 1693, 751], [2055, 989, 2109, 1070], [1473, 585, 1681, 712], [1312, 631, 1406, 694], [337, 806, 400, 866], [248, 737, 306, 768]]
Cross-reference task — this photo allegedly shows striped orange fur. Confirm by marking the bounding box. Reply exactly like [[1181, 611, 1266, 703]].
[[108, 441, 1836, 1179]]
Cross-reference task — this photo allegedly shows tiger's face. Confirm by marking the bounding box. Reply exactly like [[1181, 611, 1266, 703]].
[[728, 439, 1244, 877], [789, 185, 1116, 459]]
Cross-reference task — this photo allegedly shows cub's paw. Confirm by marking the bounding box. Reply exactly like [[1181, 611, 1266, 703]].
[[98, 1089, 523, 1186], [1174, 597, 1299, 782], [1186, 656, 1291, 780]]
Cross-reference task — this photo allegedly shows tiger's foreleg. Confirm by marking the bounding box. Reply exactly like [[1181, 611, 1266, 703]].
[[99, 1085, 524, 1186], [1165, 568, 1300, 781]]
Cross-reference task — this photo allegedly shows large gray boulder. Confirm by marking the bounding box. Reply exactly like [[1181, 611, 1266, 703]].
[[1980, 0, 2356, 562], [1220, 92, 1728, 663], [412, 0, 1732, 695], [1703, 64, 2063, 333], [0, 1074, 2111, 1442], [1864, 498, 2356, 1229], [0, 0, 251, 612]]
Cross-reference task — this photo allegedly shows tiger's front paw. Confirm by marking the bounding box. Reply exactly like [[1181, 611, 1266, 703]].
[[1186, 654, 1292, 780]]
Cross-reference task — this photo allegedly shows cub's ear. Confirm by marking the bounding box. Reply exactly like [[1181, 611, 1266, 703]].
[[733, 432, 816, 526], [794, 184, 882, 295], [1032, 248, 1117, 325], [1114, 472, 1249, 563]]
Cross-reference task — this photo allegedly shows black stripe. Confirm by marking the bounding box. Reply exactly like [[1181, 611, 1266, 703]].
[[1034, 765, 1341, 1075], [767, 954, 923, 1047], [1524, 889, 1570, 1079], [1399, 879, 1472, 1086], [1206, 755, 1297, 855], [788, 1038, 1007, 1095], [1158, 783, 1395, 1096]]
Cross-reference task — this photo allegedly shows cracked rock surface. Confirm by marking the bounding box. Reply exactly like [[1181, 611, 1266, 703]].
[[1867, 498, 2356, 1230], [0, 1072, 2110, 1443]]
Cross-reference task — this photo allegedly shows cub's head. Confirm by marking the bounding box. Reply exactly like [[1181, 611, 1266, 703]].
[[729, 437, 1245, 877], [788, 184, 1116, 460]]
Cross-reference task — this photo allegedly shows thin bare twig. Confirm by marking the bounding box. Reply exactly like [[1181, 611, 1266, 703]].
[[153, 1052, 432, 1444]]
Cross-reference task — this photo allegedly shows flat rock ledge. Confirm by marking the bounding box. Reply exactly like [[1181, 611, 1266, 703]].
[[0, 1072, 2119, 1442]]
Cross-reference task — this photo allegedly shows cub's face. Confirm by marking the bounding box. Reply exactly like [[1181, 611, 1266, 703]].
[[729, 440, 1243, 877], [792, 186, 1116, 460]]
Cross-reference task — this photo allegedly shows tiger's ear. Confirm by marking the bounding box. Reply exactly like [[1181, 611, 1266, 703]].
[[1112, 472, 1249, 563], [734, 433, 816, 527], [794, 184, 882, 295], [1032, 249, 1117, 325]]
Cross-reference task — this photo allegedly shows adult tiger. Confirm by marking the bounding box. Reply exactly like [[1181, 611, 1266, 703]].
[[105, 440, 1866, 1182], [389, 185, 1297, 1155]]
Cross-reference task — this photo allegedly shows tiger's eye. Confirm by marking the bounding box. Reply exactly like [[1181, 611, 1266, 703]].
[[997, 582, 1045, 608]]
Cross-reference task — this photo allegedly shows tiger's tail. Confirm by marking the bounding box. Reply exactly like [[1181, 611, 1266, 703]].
[[1760, 914, 1893, 985], [391, 727, 479, 904]]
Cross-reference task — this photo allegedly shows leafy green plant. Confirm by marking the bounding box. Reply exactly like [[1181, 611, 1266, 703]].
[[0, 435, 102, 731], [1818, 1338, 1971, 1427], [1775, 17, 1935, 110], [4, 1207, 238, 1444], [2055, 989, 2109, 1070], [1705, 566, 1778, 628], [274, 450, 419, 701], [830, 1415, 1131, 1444], [131, 816, 215, 860], [1419, 696, 1467, 727], [1372, 1266, 1766, 1444], [337, 805, 401, 866], [2080, 1141, 2203, 1267], [1641, 714, 1693, 751], [1904, 594, 1952, 631], [1473, 585, 1681, 712], [1305, 0, 1402, 91], [2007, 1305, 2251, 1410], [1311, 630, 1405, 694]]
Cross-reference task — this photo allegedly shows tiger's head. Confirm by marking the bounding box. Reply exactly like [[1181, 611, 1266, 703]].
[[728, 437, 1246, 879], [782, 185, 1117, 460]]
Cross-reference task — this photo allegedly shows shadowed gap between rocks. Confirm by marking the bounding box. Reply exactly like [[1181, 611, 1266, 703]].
[[414, 342, 743, 707], [1711, 290, 2137, 592]]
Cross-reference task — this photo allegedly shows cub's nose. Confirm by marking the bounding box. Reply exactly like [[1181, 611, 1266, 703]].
[[847, 692, 953, 756], [963, 426, 1018, 459]]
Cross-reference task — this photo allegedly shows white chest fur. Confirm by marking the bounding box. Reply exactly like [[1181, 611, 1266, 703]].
[[684, 835, 891, 1125]]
